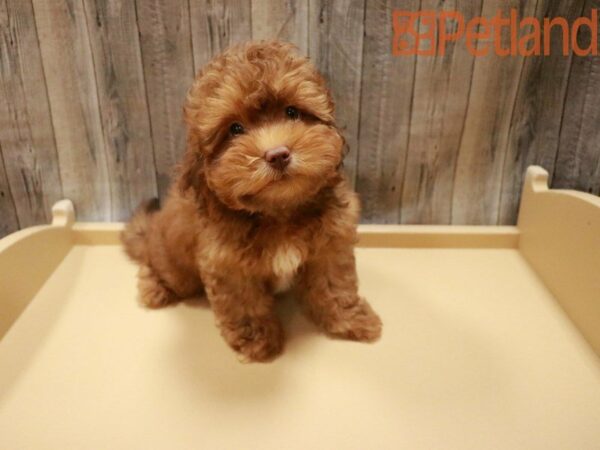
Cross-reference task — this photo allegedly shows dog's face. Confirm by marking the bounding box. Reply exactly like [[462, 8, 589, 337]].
[[184, 42, 344, 213]]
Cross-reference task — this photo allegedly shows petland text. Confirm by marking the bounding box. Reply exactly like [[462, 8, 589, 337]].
[[392, 9, 598, 57]]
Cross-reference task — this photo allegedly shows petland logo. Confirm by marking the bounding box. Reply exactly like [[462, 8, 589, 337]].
[[392, 9, 598, 57]]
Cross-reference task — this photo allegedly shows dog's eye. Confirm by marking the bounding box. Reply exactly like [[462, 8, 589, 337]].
[[229, 122, 244, 136], [286, 106, 300, 120]]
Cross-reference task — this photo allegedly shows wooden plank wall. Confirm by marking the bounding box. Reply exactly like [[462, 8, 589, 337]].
[[0, 0, 598, 236]]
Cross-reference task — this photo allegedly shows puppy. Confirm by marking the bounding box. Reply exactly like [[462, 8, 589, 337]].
[[122, 41, 382, 362]]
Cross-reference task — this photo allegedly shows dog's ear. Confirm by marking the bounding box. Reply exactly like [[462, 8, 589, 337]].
[[334, 127, 348, 173], [339, 130, 349, 157], [176, 131, 206, 193], [178, 80, 209, 194]]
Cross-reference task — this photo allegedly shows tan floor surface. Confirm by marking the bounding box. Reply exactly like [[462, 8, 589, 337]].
[[1, 245, 600, 449]]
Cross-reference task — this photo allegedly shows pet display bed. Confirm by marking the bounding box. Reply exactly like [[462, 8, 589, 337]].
[[1, 166, 599, 449]]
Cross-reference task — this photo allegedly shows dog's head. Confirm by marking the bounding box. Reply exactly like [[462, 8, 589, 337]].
[[182, 41, 344, 214]]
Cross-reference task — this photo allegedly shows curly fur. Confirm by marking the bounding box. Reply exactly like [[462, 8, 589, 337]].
[[122, 41, 382, 362]]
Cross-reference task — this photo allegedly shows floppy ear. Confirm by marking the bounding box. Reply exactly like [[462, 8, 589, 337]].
[[177, 81, 210, 194], [339, 130, 350, 158], [333, 126, 349, 173], [176, 130, 206, 193]]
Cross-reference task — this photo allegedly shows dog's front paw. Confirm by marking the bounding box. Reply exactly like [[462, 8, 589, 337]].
[[320, 298, 382, 342], [223, 315, 284, 362]]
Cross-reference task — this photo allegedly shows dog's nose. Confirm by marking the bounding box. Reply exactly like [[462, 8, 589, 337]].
[[264, 146, 291, 170]]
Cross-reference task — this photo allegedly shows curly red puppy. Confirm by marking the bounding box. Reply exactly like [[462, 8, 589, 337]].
[[122, 41, 382, 362]]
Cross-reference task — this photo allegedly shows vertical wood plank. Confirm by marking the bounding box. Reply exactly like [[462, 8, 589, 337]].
[[251, 0, 309, 54], [0, 143, 19, 237], [82, 0, 157, 220], [190, 0, 252, 72], [308, 0, 365, 189], [2, 0, 594, 229], [451, 0, 538, 224], [498, 0, 586, 224], [0, 0, 62, 227], [136, 0, 195, 198], [400, 0, 482, 224], [356, 0, 419, 223], [553, 0, 600, 196], [32, 0, 110, 221]]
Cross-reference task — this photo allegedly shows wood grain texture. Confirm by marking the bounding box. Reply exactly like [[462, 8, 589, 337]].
[[554, 0, 600, 195], [251, 0, 308, 54], [308, 0, 365, 189], [0, 142, 19, 236], [32, 0, 109, 221], [136, 0, 195, 198], [451, 0, 539, 225], [0, 0, 62, 227], [190, 0, 252, 72], [498, 0, 586, 224], [1, 0, 599, 238], [401, 0, 482, 224], [83, 0, 157, 220], [356, 0, 419, 223]]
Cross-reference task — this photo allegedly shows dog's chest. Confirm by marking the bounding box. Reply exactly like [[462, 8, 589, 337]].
[[270, 244, 303, 293]]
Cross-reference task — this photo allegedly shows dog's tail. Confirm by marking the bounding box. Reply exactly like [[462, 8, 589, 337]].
[[121, 198, 160, 265]]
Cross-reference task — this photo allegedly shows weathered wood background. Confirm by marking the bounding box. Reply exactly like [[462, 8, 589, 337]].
[[1, 0, 599, 237]]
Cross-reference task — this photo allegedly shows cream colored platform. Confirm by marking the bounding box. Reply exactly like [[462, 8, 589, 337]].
[[1, 167, 599, 450]]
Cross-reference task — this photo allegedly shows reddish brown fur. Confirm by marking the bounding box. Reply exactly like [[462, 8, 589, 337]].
[[122, 41, 381, 362]]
